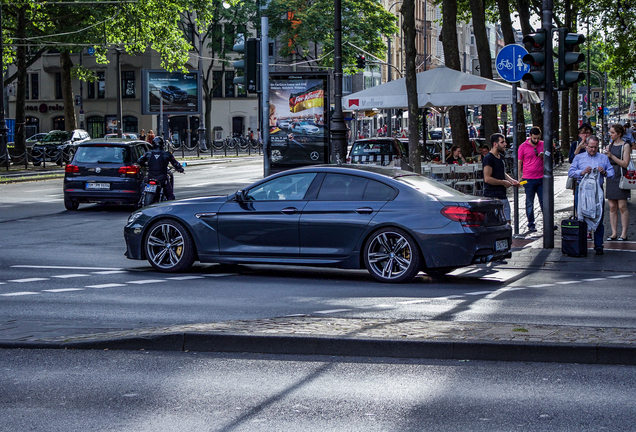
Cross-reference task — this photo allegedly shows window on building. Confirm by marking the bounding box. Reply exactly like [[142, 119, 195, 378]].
[[26, 73, 39, 100], [122, 71, 135, 98], [123, 116, 138, 133], [213, 71, 223, 97], [87, 116, 105, 139], [97, 71, 105, 99], [225, 71, 235, 98], [87, 76, 95, 99], [343, 75, 352, 94], [55, 73, 63, 99]]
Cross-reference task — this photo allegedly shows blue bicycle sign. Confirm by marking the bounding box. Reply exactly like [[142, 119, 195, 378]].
[[496, 44, 530, 83]]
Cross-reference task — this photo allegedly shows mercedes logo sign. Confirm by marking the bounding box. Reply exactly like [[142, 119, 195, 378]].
[[310, 151, 320, 161]]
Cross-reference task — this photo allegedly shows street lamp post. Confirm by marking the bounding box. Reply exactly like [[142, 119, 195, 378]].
[[0, 4, 9, 168], [330, 0, 347, 163], [115, 47, 123, 138]]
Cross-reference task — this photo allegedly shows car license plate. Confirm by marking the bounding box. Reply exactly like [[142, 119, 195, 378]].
[[144, 184, 157, 193], [86, 182, 110, 190], [495, 239, 509, 251]]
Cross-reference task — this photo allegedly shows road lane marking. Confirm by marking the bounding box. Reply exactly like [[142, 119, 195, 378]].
[[313, 309, 352, 314], [203, 273, 236, 277], [12, 265, 123, 271], [528, 284, 555, 288], [51, 274, 90, 279], [86, 283, 127, 289], [582, 278, 606, 282], [166, 276, 206, 280], [555, 281, 579, 285], [608, 275, 633, 279], [443, 295, 465, 299], [464, 291, 493, 296], [1, 292, 39, 296], [397, 299, 428, 305], [8, 278, 49, 283], [42, 288, 84, 293], [92, 270, 129, 275], [125, 279, 166, 284]]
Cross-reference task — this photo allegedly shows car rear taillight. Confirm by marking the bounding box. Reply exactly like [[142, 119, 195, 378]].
[[65, 164, 79, 173], [441, 205, 485, 227], [118, 165, 140, 175]]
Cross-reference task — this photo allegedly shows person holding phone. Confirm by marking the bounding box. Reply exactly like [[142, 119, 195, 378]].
[[518, 126, 545, 233]]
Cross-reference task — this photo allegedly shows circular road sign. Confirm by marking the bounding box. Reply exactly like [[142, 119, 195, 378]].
[[496, 44, 530, 83], [87, 47, 95, 56]]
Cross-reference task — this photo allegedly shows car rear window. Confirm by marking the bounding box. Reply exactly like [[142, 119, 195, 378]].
[[42, 132, 71, 142], [74, 146, 130, 164], [351, 141, 395, 156], [395, 174, 462, 199]]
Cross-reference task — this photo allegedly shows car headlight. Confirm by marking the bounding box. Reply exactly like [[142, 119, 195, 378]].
[[127, 212, 143, 224]]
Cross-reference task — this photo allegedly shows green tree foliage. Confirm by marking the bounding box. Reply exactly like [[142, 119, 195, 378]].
[[265, 0, 398, 73]]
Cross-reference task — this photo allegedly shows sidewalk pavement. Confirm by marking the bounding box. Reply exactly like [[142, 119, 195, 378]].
[[2, 160, 635, 365]]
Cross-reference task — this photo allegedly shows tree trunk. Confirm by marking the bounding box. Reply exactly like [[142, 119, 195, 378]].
[[441, 0, 469, 157], [469, 0, 497, 141], [497, 0, 526, 146], [515, 0, 542, 129], [401, 0, 421, 173], [14, 6, 27, 156], [60, 51, 77, 131]]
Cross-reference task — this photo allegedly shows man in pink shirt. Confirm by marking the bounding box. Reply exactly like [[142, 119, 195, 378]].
[[518, 126, 545, 233]]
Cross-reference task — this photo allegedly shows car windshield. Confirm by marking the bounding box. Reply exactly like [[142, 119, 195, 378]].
[[168, 86, 180, 91], [74, 146, 129, 164], [395, 174, 462, 199], [351, 141, 394, 156], [42, 132, 71, 142]]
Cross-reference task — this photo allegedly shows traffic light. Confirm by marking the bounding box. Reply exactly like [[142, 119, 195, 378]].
[[521, 29, 547, 91], [356, 54, 366, 69], [232, 37, 258, 93], [557, 28, 585, 90], [597, 106, 604, 119]]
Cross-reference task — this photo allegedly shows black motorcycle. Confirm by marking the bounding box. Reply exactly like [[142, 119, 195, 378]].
[[138, 165, 185, 208]]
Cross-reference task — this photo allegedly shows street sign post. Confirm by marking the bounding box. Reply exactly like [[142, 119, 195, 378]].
[[496, 44, 530, 83]]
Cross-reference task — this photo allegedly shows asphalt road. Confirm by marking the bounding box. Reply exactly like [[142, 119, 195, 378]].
[[2, 349, 635, 432], [1, 157, 636, 341]]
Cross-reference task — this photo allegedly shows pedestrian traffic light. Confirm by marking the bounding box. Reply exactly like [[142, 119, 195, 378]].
[[356, 54, 366, 69], [522, 29, 547, 91], [557, 28, 585, 90], [232, 37, 258, 93]]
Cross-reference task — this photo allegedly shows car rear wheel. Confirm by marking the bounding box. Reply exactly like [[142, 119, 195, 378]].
[[363, 227, 421, 283], [144, 219, 195, 272], [64, 198, 79, 211]]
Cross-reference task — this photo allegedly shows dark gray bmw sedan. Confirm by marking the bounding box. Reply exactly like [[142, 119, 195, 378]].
[[124, 165, 511, 283]]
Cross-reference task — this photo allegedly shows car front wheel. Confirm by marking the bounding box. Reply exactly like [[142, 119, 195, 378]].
[[144, 219, 195, 272], [363, 227, 421, 283]]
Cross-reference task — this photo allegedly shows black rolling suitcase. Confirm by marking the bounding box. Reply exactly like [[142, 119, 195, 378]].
[[562, 179, 587, 257]]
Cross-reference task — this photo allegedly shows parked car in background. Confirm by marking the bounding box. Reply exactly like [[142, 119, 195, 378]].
[[63, 139, 150, 210], [429, 128, 450, 140], [30, 129, 91, 166], [26, 133, 47, 147], [104, 133, 138, 140], [348, 138, 410, 170], [123, 165, 512, 282]]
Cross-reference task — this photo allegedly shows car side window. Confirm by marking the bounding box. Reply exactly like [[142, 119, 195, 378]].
[[363, 180, 397, 201], [246, 173, 317, 201], [317, 174, 368, 201]]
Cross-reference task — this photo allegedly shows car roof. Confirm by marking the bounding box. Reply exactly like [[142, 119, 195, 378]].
[[353, 137, 397, 143], [278, 164, 420, 181], [77, 139, 147, 146]]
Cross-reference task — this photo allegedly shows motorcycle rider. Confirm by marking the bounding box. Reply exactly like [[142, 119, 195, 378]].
[[137, 136, 184, 200]]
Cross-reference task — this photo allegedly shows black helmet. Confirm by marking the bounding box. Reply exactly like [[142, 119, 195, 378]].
[[152, 136, 164, 150]]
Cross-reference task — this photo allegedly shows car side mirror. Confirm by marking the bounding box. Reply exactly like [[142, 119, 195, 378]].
[[235, 190, 247, 202]]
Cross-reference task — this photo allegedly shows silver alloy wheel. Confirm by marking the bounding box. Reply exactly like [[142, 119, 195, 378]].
[[146, 223, 185, 270], [366, 231, 413, 281]]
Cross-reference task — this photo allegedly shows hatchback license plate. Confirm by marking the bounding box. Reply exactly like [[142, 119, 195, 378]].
[[495, 239, 508, 251], [144, 184, 157, 192], [86, 182, 110, 190]]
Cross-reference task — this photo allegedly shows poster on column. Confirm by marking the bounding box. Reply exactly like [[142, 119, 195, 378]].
[[269, 73, 329, 171]]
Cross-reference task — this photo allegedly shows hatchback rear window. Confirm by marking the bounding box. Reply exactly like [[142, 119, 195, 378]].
[[74, 146, 130, 164]]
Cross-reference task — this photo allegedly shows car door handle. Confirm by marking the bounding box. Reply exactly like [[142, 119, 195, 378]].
[[356, 207, 374, 215], [281, 207, 298, 215]]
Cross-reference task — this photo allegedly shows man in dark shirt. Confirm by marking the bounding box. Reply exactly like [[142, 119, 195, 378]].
[[137, 137, 184, 200], [483, 133, 519, 224]]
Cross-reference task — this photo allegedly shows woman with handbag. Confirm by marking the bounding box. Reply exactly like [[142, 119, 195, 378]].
[[604, 123, 631, 241]]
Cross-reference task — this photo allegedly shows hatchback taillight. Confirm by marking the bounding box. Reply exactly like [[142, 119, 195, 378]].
[[441, 205, 485, 227], [65, 164, 79, 173], [118, 165, 139, 175]]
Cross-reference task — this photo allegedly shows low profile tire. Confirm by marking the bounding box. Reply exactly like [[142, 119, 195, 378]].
[[64, 198, 79, 210], [363, 227, 421, 283], [144, 219, 195, 272]]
